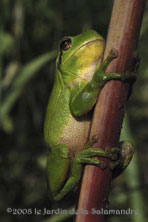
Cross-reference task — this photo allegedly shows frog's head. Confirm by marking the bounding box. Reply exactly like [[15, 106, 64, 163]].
[[56, 30, 105, 83]]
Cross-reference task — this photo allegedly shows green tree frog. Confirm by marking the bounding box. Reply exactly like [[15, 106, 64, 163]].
[[44, 30, 134, 201]]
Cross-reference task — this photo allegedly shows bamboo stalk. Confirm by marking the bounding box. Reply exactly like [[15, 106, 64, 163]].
[[75, 0, 146, 221]]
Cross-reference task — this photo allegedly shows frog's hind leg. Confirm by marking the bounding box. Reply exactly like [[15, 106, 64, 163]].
[[54, 146, 118, 201], [47, 144, 71, 200], [111, 141, 134, 178]]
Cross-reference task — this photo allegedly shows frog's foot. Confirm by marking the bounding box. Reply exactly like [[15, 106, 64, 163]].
[[93, 49, 137, 85], [119, 53, 139, 83], [105, 147, 121, 161], [75, 146, 121, 169], [77, 141, 134, 177], [111, 141, 134, 178], [121, 72, 136, 83], [75, 147, 107, 169]]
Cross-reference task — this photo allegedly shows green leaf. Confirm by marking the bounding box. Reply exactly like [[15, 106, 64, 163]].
[[0, 31, 13, 54], [0, 50, 56, 120]]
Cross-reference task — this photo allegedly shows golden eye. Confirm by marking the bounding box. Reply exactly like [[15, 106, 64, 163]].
[[60, 38, 72, 51]]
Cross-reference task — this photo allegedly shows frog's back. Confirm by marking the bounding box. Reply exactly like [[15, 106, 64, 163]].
[[44, 73, 91, 154]]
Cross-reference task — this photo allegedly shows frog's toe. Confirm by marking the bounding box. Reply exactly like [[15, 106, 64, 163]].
[[84, 135, 98, 149], [105, 147, 121, 161]]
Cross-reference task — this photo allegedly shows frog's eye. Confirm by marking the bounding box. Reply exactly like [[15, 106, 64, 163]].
[[60, 38, 72, 51]]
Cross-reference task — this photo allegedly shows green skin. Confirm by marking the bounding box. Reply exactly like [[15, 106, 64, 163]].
[[44, 30, 134, 201]]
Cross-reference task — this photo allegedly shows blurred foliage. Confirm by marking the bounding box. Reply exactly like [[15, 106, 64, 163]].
[[0, 0, 147, 222]]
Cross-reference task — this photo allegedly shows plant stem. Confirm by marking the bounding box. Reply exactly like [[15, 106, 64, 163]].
[[75, 0, 146, 222]]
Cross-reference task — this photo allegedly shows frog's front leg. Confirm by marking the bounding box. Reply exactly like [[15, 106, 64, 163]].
[[111, 141, 134, 178], [70, 49, 123, 117]]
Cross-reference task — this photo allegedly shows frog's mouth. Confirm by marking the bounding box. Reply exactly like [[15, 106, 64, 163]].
[[57, 38, 104, 68]]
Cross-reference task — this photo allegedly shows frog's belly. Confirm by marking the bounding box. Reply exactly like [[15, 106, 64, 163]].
[[59, 115, 91, 154]]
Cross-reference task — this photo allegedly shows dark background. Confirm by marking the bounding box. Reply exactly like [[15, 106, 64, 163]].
[[0, 0, 147, 221]]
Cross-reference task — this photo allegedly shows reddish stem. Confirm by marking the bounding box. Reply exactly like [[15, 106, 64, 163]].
[[75, 0, 146, 221]]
